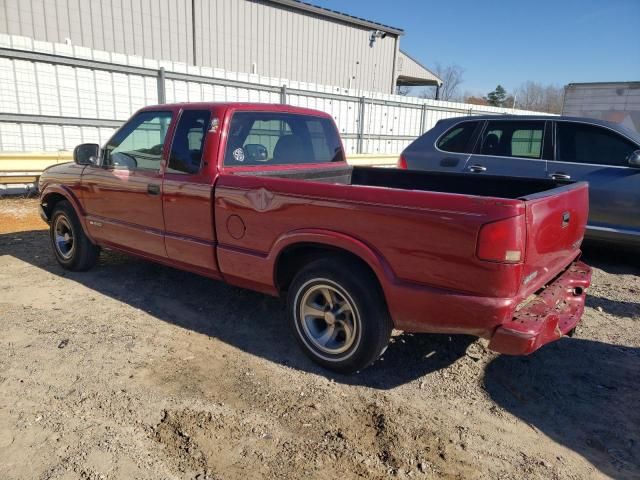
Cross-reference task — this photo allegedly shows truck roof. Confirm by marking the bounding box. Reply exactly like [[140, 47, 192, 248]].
[[141, 102, 334, 119]]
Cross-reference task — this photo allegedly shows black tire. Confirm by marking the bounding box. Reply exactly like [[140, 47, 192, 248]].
[[49, 200, 99, 271], [287, 256, 392, 374]]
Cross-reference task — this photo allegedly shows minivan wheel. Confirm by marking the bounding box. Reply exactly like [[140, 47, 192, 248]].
[[49, 200, 99, 271], [287, 257, 392, 374]]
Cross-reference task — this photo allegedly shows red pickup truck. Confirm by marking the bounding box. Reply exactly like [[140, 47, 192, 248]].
[[39, 103, 592, 373]]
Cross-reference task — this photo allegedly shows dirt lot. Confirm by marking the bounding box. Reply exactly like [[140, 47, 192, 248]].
[[1, 198, 638, 479]]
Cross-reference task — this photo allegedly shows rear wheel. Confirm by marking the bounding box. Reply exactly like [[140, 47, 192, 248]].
[[50, 200, 99, 271], [287, 257, 392, 374]]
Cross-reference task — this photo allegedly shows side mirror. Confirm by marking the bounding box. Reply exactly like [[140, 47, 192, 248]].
[[628, 150, 640, 168], [73, 143, 100, 166]]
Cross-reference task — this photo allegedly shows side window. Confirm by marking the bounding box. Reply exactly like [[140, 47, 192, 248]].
[[556, 122, 636, 167], [167, 110, 211, 174], [104, 111, 172, 170], [480, 121, 544, 159], [224, 112, 344, 166], [437, 121, 479, 153]]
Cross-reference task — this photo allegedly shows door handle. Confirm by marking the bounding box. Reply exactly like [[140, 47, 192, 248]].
[[147, 183, 161, 195], [549, 173, 571, 180], [467, 164, 487, 173]]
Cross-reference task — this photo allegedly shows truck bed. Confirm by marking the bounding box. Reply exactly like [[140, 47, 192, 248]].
[[237, 165, 569, 200]]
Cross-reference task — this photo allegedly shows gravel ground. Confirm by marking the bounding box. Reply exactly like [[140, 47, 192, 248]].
[[0, 198, 638, 479]]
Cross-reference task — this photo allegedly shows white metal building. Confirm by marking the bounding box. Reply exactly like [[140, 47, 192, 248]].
[[0, 0, 442, 94]]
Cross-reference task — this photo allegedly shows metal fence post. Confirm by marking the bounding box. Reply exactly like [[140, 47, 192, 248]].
[[419, 103, 427, 134], [280, 85, 287, 104], [157, 67, 166, 104], [357, 96, 366, 154]]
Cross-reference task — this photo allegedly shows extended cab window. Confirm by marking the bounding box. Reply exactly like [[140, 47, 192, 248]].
[[437, 121, 479, 153], [480, 121, 544, 159], [168, 109, 211, 174], [224, 112, 344, 166], [104, 111, 172, 170], [556, 122, 636, 167]]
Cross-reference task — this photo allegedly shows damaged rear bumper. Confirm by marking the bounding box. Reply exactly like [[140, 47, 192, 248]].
[[488, 261, 592, 355]]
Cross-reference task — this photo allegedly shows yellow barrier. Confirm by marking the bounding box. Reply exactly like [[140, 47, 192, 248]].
[[0, 152, 73, 184], [0, 151, 398, 184]]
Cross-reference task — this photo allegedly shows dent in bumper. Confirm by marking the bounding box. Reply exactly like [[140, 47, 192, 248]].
[[488, 261, 592, 355]]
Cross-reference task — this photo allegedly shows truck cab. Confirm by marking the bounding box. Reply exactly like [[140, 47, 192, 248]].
[[70, 103, 345, 275]]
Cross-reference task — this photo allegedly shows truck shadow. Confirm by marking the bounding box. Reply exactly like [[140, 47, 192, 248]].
[[586, 294, 640, 317], [0, 229, 473, 389], [483, 338, 640, 479]]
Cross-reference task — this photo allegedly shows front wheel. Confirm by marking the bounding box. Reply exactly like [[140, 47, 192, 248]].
[[49, 200, 99, 271], [287, 257, 392, 374]]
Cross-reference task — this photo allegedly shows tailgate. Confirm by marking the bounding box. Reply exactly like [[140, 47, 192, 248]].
[[520, 182, 589, 295]]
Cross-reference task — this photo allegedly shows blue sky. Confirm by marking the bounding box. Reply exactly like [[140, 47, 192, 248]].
[[313, 0, 640, 96]]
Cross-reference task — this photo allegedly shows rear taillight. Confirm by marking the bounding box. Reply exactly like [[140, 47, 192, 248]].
[[477, 215, 525, 263], [397, 154, 408, 169]]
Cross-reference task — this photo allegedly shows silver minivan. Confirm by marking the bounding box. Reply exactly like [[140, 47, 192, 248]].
[[400, 115, 640, 246]]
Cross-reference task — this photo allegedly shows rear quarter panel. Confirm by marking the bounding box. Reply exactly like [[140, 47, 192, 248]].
[[403, 119, 472, 173], [213, 173, 527, 298]]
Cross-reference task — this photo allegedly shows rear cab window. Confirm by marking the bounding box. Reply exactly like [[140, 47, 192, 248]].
[[223, 112, 344, 166], [436, 121, 480, 153], [479, 120, 545, 159]]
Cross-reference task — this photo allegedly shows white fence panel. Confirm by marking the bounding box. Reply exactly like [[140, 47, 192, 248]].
[[0, 34, 553, 154]]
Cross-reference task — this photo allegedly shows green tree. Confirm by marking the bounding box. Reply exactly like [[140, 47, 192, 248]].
[[485, 85, 508, 107]]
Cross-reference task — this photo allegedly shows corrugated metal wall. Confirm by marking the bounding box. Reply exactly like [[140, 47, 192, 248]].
[[0, 0, 193, 64], [193, 0, 396, 93], [0, 0, 398, 93]]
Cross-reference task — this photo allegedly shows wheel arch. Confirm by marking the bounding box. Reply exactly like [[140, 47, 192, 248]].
[[40, 185, 95, 243], [40, 186, 83, 221], [272, 230, 394, 298]]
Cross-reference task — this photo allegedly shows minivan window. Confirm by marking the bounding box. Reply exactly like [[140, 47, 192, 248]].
[[437, 121, 479, 153], [556, 122, 636, 167], [480, 121, 544, 159], [224, 112, 344, 166], [168, 109, 211, 174]]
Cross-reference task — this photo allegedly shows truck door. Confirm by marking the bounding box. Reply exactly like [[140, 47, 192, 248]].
[[464, 119, 548, 178], [548, 121, 640, 238], [162, 108, 220, 275], [82, 110, 174, 258]]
